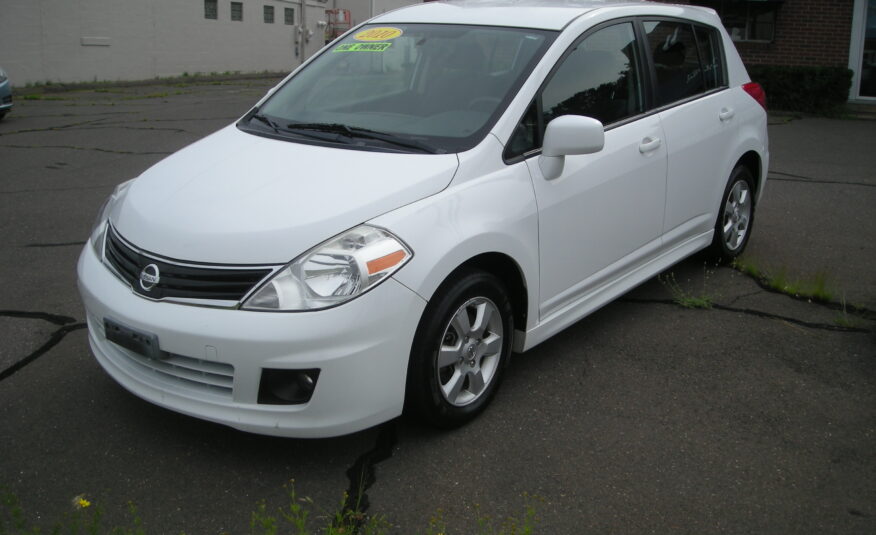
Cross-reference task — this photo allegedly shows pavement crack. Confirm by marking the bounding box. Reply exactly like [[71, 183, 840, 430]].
[[724, 264, 876, 321], [0, 183, 118, 195], [0, 322, 87, 381], [134, 116, 240, 123], [341, 421, 398, 529], [25, 241, 86, 248], [768, 171, 875, 189], [620, 298, 870, 333], [0, 309, 78, 325], [0, 144, 171, 155], [726, 289, 764, 306], [0, 118, 110, 137]]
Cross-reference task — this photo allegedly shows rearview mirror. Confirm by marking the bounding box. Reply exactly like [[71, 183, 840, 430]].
[[539, 115, 605, 180]]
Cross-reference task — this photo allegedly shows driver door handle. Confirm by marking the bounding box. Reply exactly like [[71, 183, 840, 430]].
[[639, 137, 662, 154]]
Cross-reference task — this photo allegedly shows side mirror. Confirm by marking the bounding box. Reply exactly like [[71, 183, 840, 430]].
[[538, 115, 605, 180]]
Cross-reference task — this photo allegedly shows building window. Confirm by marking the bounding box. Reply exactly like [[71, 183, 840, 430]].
[[264, 5, 275, 24], [231, 2, 243, 21], [284, 7, 295, 25], [697, 0, 779, 42], [204, 0, 218, 20]]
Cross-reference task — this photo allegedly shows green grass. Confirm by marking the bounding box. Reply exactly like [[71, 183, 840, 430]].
[[834, 293, 865, 329], [660, 271, 714, 309], [20, 94, 68, 101], [120, 92, 170, 100], [1, 483, 541, 535], [732, 258, 834, 302]]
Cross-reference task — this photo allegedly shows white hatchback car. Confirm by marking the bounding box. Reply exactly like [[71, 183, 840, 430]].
[[78, 0, 768, 438]]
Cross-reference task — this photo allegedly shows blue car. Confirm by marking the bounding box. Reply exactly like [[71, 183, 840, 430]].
[[0, 67, 12, 120]]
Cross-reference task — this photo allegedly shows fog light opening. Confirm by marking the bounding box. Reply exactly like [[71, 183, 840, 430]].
[[258, 368, 320, 405]]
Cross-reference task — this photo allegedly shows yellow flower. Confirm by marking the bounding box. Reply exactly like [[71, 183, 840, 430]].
[[72, 494, 91, 509]]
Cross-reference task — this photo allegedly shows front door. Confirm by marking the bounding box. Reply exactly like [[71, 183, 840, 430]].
[[522, 22, 668, 319]]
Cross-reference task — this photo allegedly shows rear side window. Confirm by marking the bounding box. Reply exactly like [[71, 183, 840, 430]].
[[695, 25, 726, 89], [644, 20, 704, 106]]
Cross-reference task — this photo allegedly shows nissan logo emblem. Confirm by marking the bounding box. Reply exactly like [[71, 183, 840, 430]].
[[139, 264, 160, 292]]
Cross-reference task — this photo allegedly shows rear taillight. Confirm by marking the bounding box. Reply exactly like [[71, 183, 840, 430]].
[[743, 82, 767, 110]]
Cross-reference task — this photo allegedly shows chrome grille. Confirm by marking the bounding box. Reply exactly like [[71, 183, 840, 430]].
[[103, 224, 273, 302]]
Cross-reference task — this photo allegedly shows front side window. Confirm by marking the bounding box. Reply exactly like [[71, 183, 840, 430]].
[[506, 22, 644, 160], [644, 21, 704, 106], [246, 24, 556, 153], [542, 22, 644, 126]]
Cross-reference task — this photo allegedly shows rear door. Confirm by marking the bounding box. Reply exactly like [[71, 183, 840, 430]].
[[642, 19, 739, 248]]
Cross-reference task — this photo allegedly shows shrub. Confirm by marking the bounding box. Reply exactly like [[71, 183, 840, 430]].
[[746, 65, 853, 114]]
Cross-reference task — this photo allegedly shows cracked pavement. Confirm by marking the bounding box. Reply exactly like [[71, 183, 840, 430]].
[[0, 80, 874, 534]]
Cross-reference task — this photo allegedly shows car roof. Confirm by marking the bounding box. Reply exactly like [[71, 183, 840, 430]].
[[372, 0, 656, 31]]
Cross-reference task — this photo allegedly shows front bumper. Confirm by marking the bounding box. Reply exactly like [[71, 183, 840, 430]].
[[0, 81, 12, 112], [77, 242, 427, 438]]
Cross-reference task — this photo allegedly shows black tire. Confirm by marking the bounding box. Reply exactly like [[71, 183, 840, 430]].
[[709, 165, 756, 262], [406, 269, 513, 429], [0, 111, 6, 121]]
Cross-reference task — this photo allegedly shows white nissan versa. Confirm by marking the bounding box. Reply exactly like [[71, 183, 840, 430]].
[[78, 0, 768, 438]]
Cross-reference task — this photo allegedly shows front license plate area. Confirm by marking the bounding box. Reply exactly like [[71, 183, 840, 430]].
[[103, 318, 162, 360]]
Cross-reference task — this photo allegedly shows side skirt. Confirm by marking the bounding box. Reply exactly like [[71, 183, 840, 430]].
[[514, 230, 713, 352]]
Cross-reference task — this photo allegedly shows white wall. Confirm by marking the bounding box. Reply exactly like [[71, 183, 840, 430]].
[[337, 0, 421, 27], [0, 0, 422, 86]]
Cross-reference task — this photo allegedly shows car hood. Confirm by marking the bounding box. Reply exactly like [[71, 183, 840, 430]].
[[112, 125, 458, 264]]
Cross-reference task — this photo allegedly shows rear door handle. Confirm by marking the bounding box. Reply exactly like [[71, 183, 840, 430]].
[[639, 137, 661, 154], [719, 107, 735, 121]]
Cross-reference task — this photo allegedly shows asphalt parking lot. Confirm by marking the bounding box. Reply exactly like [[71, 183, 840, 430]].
[[1, 78, 874, 534]]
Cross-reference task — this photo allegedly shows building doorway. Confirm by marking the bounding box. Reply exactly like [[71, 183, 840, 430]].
[[851, 0, 876, 99]]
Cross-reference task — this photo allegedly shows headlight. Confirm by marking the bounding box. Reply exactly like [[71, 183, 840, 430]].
[[0, 68, 7, 83], [90, 179, 134, 257], [242, 225, 412, 311]]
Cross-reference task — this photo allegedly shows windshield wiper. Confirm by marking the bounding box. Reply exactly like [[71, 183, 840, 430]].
[[286, 122, 440, 154], [249, 112, 281, 134]]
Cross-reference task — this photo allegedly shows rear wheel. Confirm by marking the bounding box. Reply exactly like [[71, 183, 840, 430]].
[[710, 165, 756, 261], [406, 269, 513, 428]]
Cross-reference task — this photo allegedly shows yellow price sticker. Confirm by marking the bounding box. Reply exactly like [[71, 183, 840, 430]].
[[354, 27, 403, 41]]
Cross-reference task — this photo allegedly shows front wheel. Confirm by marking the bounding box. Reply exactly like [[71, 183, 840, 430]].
[[710, 165, 756, 261], [406, 269, 513, 428]]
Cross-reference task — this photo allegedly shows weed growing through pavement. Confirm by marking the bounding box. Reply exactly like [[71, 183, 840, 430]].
[[659, 266, 714, 309], [731, 258, 834, 303], [1, 487, 145, 535], [1, 483, 541, 535], [834, 293, 864, 329]]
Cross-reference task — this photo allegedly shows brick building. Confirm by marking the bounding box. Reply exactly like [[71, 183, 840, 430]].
[[673, 0, 874, 101]]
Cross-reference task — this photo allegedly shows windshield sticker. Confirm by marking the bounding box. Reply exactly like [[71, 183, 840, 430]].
[[333, 42, 393, 53], [354, 27, 403, 41]]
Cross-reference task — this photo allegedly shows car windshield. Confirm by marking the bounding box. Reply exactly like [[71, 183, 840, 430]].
[[244, 24, 556, 153]]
